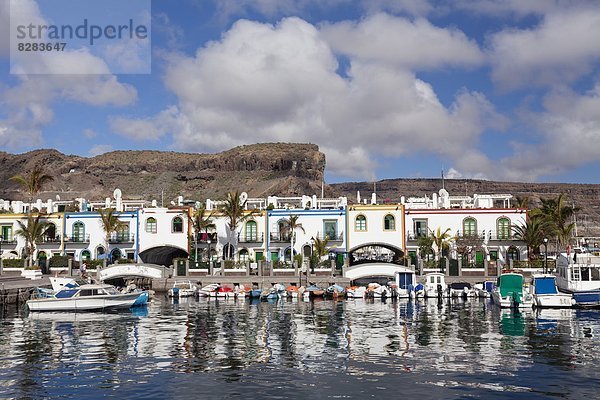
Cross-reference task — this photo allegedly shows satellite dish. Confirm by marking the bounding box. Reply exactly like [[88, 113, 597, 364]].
[[240, 192, 248, 203], [56, 195, 61, 201], [439, 188, 449, 198], [113, 188, 122, 199]]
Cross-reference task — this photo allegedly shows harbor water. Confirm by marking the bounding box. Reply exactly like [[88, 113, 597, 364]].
[[1, 297, 599, 399]]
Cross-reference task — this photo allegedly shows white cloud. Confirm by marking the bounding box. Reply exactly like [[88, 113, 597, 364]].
[[113, 17, 502, 179], [0, 0, 137, 151], [488, 7, 600, 90], [89, 144, 113, 157], [445, 168, 463, 179], [83, 128, 96, 139], [454, 0, 597, 18], [321, 13, 484, 70]]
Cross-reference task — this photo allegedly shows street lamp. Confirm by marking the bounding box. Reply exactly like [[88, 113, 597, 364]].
[[543, 237, 549, 274], [207, 238, 212, 273], [310, 237, 315, 275]]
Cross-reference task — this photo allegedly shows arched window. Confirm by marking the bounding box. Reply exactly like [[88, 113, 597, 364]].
[[80, 250, 91, 262], [355, 215, 367, 231], [284, 247, 292, 262], [110, 248, 122, 261], [145, 217, 157, 233], [507, 246, 520, 261], [245, 220, 257, 241], [172, 217, 183, 233], [223, 243, 235, 260], [96, 246, 105, 259], [497, 217, 511, 240], [239, 249, 249, 262], [463, 217, 477, 236], [302, 244, 312, 257], [384, 214, 396, 230], [45, 223, 57, 241], [72, 222, 85, 242]]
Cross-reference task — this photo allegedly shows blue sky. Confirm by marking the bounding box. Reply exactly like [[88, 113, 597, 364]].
[[1, 0, 600, 185]]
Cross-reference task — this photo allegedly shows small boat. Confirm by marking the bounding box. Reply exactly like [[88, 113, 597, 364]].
[[346, 286, 366, 299], [448, 282, 475, 298], [260, 287, 279, 300], [168, 281, 197, 297], [248, 288, 263, 299], [476, 281, 495, 298], [325, 284, 345, 299], [197, 283, 221, 297], [27, 283, 144, 311], [556, 253, 600, 307], [366, 282, 390, 299], [491, 272, 534, 309], [531, 274, 574, 308], [305, 284, 325, 299], [424, 273, 447, 298], [413, 283, 425, 298], [286, 285, 299, 298]]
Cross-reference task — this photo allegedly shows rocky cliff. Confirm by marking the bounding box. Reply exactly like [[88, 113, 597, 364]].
[[0, 143, 326, 201]]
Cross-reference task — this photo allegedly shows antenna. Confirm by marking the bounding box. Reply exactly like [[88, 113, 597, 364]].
[[321, 179, 324, 199], [441, 167, 445, 190]]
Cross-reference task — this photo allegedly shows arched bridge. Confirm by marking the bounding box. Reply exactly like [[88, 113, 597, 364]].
[[98, 263, 170, 282], [344, 263, 415, 281]]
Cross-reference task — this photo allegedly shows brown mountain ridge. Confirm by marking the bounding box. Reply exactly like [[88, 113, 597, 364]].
[[0, 143, 598, 236]]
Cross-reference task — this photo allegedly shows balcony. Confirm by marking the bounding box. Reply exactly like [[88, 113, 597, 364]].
[[238, 232, 264, 243], [406, 231, 429, 241], [0, 236, 17, 246], [313, 232, 344, 242], [270, 232, 291, 242], [196, 232, 217, 243], [487, 230, 515, 241], [109, 234, 135, 244], [65, 234, 90, 243], [36, 235, 61, 244]]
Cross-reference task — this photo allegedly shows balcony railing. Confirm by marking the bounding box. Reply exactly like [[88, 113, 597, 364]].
[[406, 231, 429, 241], [238, 232, 264, 243], [313, 232, 344, 241], [65, 234, 90, 243], [487, 230, 515, 241], [270, 232, 291, 242], [0, 236, 17, 245], [109, 234, 135, 243], [36, 235, 61, 244]]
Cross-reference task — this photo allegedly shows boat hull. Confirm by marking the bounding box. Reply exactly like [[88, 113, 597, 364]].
[[534, 293, 574, 308], [570, 290, 600, 307], [27, 293, 141, 311]]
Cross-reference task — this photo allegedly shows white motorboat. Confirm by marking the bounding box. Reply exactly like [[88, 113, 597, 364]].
[[531, 274, 574, 308], [448, 282, 476, 298], [27, 283, 142, 311], [491, 272, 534, 309], [346, 286, 367, 299], [555, 253, 600, 307], [168, 281, 197, 297], [476, 281, 495, 298], [424, 273, 447, 298]]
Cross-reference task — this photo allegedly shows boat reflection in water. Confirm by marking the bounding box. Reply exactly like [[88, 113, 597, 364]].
[[1, 297, 599, 399]]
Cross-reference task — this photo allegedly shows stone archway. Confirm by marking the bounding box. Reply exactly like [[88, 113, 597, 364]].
[[139, 246, 189, 267], [348, 242, 405, 266]]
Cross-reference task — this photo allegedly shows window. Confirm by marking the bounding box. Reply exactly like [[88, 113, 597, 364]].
[[355, 215, 367, 231], [239, 249, 249, 262], [384, 214, 396, 230], [72, 222, 85, 242], [1, 225, 13, 241], [324, 220, 337, 239], [172, 217, 183, 233], [284, 247, 292, 262], [507, 247, 520, 261], [117, 223, 130, 241], [223, 243, 235, 259], [111, 248, 122, 261], [497, 218, 511, 240], [145, 217, 157, 233], [245, 220, 257, 241], [80, 250, 91, 262], [463, 218, 477, 236], [97, 246, 105, 259], [414, 219, 428, 238], [45, 223, 56, 241]]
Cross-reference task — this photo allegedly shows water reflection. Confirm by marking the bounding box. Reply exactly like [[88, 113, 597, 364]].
[[0, 298, 599, 398]]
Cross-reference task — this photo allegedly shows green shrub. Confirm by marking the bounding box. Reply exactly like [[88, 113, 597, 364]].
[[3, 258, 25, 268], [49, 255, 70, 268]]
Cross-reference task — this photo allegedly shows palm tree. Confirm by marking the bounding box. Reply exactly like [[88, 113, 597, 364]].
[[429, 227, 453, 262], [532, 193, 580, 250], [98, 208, 124, 263], [512, 215, 549, 260], [311, 236, 330, 270], [190, 203, 215, 262], [514, 196, 530, 210], [15, 214, 49, 267], [10, 164, 54, 207], [281, 215, 305, 264], [220, 191, 252, 260]]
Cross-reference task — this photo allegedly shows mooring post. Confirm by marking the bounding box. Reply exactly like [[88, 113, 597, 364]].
[[68, 258, 73, 277]]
